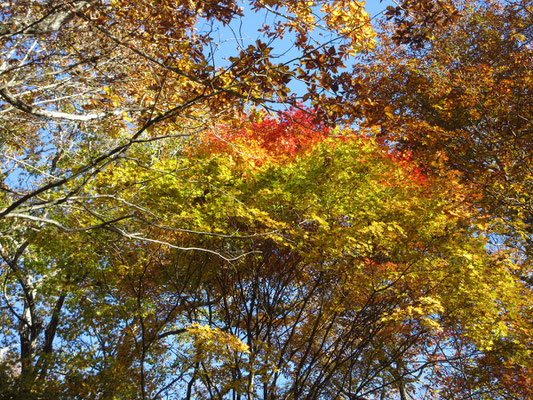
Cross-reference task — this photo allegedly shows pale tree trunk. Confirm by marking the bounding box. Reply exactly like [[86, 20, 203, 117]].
[[19, 273, 41, 380]]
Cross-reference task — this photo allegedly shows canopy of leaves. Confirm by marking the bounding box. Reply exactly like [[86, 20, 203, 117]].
[[0, 1, 531, 399], [0, 108, 526, 399], [357, 0, 533, 396]]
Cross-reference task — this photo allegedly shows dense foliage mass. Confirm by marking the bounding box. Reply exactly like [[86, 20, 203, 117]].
[[0, 0, 531, 399], [357, 2, 533, 396]]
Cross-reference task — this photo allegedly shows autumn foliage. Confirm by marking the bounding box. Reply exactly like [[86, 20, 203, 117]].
[[194, 107, 330, 164], [0, 1, 531, 399], [2, 108, 517, 399]]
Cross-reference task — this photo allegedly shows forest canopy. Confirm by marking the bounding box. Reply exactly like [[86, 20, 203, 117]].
[[0, 1, 531, 399]]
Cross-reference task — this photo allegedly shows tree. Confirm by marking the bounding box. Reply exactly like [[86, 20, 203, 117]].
[[357, 0, 533, 396], [0, 1, 376, 396], [1, 108, 525, 398], [1, 1, 527, 399]]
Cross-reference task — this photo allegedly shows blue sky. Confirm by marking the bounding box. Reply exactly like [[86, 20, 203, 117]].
[[365, 0, 394, 18]]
